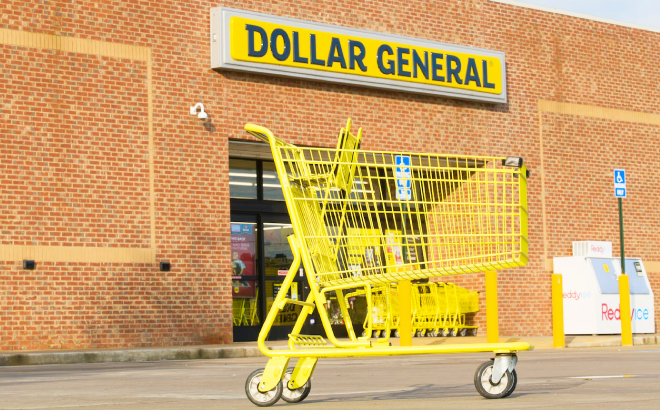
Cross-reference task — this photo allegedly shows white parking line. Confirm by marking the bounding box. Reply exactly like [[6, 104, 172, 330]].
[[311, 388, 415, 396], [568, 375, 635, 379]]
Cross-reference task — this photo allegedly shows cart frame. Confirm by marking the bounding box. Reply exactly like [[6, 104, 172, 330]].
[[242, 120, 531, 406]]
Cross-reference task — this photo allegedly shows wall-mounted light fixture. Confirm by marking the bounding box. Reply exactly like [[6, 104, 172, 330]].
[[160, 261, 171, 272], [23, 260, 35, 270], [190, 103, 208, 120]]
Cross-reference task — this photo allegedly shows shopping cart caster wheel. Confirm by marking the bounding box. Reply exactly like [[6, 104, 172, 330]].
[[437, 329, 446, 337], [470, 328, 478, 337], [447, 329, 456, 337], [361, 330, 367, 338], [428, 330, 437, 337], [281, 367, 312, 404], [502, 369, 517, 398], [459, 328, 468, 337], [393, 330, 400, 338], [245, 368, 283, 407], [373, 330, 381, 338], [474, 360, 515, 399]]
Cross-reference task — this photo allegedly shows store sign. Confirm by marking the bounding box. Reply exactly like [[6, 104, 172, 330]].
[[211, 8, 507, 103]]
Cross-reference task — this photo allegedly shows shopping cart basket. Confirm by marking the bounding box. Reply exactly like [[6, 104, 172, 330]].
[[242, 119, 531, 406]]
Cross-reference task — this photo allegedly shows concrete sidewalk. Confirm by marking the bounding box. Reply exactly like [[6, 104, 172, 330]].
[[1, 334, 658, 367]]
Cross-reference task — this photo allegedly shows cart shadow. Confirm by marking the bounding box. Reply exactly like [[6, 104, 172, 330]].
[[303, 381, 578, 403]]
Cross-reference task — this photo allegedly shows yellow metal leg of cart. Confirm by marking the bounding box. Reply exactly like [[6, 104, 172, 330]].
[[486, 271, 499, 343], [259, 356, 289, 392], [289, 357, 318, 389]]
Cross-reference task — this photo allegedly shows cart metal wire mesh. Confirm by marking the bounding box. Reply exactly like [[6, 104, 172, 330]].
[[246, 123, 528, 289]]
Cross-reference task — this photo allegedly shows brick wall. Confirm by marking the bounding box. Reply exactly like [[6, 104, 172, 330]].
[[1, 0, 659, 349]]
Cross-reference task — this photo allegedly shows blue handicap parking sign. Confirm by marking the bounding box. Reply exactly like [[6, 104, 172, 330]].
[[614, 169, 626, 198], [615, 170, 625, 184]]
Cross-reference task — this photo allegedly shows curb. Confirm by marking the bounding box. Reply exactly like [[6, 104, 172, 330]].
[[566, 335, 659, 349], [1, 336, 657, 366], [0, 346, 286, 367]]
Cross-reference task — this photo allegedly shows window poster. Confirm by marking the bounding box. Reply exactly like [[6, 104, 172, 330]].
[[384, 230, 404, 273], [231, 223, 257, 298], [346, 227, 383, 276]]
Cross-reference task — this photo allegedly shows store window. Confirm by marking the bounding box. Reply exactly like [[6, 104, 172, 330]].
[[229, 159, 258, 199], [229, 158, 283, 201], [262, 162, 284, 201]]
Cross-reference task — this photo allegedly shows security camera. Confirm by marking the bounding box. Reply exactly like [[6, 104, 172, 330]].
[[190, 103, 208, 120]]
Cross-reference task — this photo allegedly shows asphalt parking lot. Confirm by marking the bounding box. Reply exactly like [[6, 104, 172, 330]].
[[1, 345, 660, 409]]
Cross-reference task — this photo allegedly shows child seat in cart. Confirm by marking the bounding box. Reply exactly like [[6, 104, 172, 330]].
[[242, 119, 531, 406]]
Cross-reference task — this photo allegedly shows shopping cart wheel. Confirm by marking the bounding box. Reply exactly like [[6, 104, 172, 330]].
[[502, 369, 517, 398], [428, 330, 437, 337], [458, 328, 468, 337], [474, 360, 515, 399], [470, 328, 478, 337], [281, 367, 312, 404], [361, 330, 367, 338], [447, 329, 456, 337], [393, 329, 400, 338], [245, 368, 283, 407], [373, 330, 381, 338], [437, 329, 446, 337]]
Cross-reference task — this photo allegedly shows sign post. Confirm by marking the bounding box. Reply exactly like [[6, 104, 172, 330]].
[[395, 155, 413, 346], [614, 169, 633, 346]]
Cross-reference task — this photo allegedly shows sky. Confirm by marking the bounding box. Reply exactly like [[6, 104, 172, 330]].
[[515, 0, 660, 29]]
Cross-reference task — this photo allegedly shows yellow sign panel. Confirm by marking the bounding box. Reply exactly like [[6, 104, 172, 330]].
[[229, 17, 502, 95], [211, 8, 507, 102]]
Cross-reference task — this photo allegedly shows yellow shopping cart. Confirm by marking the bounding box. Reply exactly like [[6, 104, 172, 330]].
[[412, 283, 440, 337], [242, 119, 530, 406], [432, 282, 479, 337], [344, 283, 399, 338]]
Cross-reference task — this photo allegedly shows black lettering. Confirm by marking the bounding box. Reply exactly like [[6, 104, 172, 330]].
[[326, 38, 347, 68], [349, 40, 367, 71], [483, 60, 496, 89], [446, 55, 462, 84], [464, 58, 481, 87], [397, 47, 411, 77], [310, 34, 325, 66], [431, 53, 444, 82], [270, 28, 290, 61], [377, 44, 395, 75], [412, 50, 429, 79], [246, 24, 268, 57], [292, 31, 308, 63]]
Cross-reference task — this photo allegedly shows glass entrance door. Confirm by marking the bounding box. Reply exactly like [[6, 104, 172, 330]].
[[263, 218, 306, 340], [229, 156, 310, 342], [230, 213, 309, 342]]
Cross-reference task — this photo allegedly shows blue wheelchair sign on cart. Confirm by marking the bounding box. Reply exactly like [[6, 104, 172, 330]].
[[395, 155, 411, 200]]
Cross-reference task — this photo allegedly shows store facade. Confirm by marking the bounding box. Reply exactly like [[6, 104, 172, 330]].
[[1, 0, 659, 349]]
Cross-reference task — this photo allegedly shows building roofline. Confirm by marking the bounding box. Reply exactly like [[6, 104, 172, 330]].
[[488, 0, 660, 34]]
